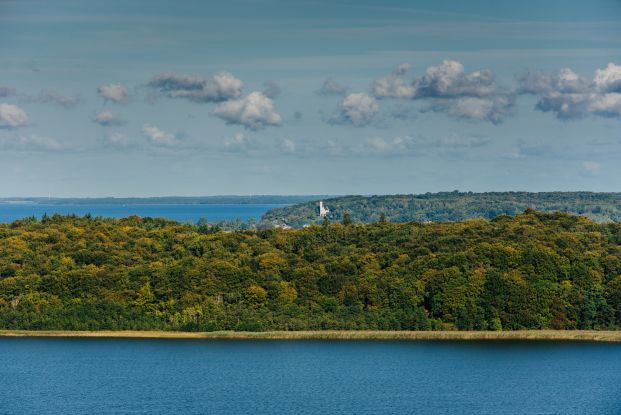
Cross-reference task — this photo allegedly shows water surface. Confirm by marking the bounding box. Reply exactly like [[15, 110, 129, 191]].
[[0, 338, 620, 414], [0, 203, 285, 223]]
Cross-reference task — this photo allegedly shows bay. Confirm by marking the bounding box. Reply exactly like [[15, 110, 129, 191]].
[[0, 338, 620, 414], [0, 203, 286, 224]]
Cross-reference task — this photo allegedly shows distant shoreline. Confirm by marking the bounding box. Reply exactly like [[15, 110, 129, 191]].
[[1, 330, 621, 342]]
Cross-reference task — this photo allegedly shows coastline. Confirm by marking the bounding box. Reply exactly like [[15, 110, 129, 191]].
[[1, 330, 621, 342]]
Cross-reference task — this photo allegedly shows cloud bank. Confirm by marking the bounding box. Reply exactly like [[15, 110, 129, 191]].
[[371, 60, 513, 123], [517, 63, 621, 119]]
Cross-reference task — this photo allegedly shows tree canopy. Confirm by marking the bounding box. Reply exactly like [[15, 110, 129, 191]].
[[1, 211, 621, 332]]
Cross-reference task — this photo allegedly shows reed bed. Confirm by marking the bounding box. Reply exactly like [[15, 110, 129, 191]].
[[1, 330, 621, 342]]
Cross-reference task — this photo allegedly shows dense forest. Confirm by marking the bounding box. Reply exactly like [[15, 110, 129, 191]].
[[1, 211, 621, 331], [260, 192, 621, 228]]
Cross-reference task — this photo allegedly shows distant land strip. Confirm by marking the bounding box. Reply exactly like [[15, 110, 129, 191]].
[[2, 330, 621, 342], [260, 191, 621, 227]]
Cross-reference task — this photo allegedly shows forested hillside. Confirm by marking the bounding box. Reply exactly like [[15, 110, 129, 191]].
[[1, 211, 621, 331], [260, 192, 621, 228]]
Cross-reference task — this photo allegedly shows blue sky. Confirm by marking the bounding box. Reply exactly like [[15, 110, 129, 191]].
[[0, 0, 620, 197]]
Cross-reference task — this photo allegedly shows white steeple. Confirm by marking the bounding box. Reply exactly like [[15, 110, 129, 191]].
[[319, 201, 329, 217]]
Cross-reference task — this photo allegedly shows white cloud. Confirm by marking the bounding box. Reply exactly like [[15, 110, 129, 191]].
[[329, 93, 379, 127], [213, 92, 282, 130], [374, 60, 497, 100], [94, 110, 123, 126], [587, 92, 621, 117], [372, 63, 416, 99], [414, 60, 496, 98], [517, 63, 621, 119], [148, 72, 243, 103], [594, 63, 621, 93], [98, 83, 130, 103], [142, 124, 179, 147], [424, 95, 515, 124], [0, 103, 28, 128], [316, 78, 348, 96], [517, 68, 589, 95], [371, 60, 512, 122]]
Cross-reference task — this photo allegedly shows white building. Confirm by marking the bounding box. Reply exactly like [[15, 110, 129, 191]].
[[318, 201, 330, 217]]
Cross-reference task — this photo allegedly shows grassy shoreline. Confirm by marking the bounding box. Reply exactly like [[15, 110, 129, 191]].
[[1, 330, 621, 342]]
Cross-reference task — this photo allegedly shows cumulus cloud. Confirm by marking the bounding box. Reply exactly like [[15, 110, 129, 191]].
[[148, 72, 243, 103], [517, 63, 621, 120], [262, 81, 281, 99], [93, 110, 123, 126], [594, 63, 621, 93], [372, 63, 416, 99], [27, 91, 82, 109], [517, 68, 589, 95], [0, 86, 16, 97], [414, 60, 496, 98], [142, 124, 180, 147], [98, 83, 130, 103], [316, 78, 348, 96], [535, 91, 621, 119], [0, 103, 28, 128], [373, 60, 497, 100], [329, 93, 379, 127], [423, 95, 515, 124], [213, 92, 282, 130], [371, 60, 513, 122]]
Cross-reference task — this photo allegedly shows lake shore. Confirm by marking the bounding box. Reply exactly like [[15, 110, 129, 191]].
[[1, 330, 621, 342]]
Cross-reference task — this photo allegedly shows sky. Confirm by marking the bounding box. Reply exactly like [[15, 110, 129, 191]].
[[0, 0, 620, 197]]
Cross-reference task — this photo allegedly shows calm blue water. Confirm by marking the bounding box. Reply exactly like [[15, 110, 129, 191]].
[[0, 203, 286, 223], [0, 339, 620, 414]]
